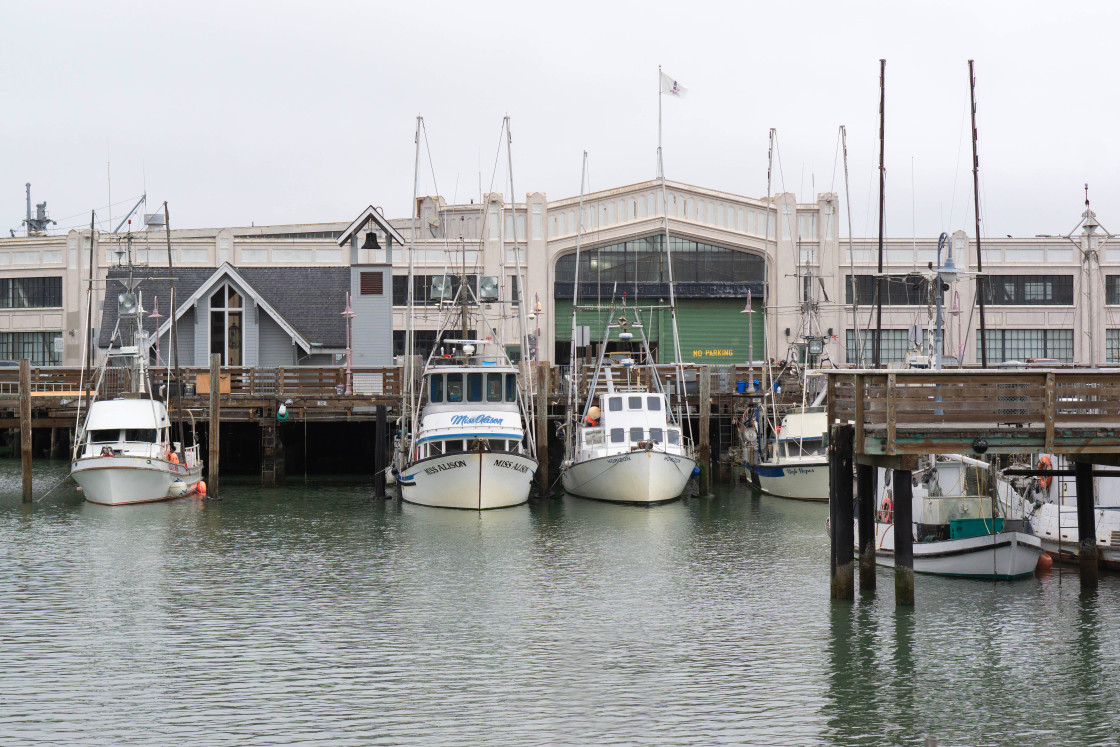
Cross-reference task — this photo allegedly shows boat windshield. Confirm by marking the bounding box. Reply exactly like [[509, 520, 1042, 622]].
[[88, 429, 120, 443], [124, 428, 158, 443]]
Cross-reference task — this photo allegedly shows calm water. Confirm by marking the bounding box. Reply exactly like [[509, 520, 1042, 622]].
[[2, 460, 1119, 746]]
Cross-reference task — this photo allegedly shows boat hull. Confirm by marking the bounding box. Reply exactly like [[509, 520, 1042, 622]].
[[400, 451, 536, 510], [562, 450, 695, 504], [72, 456, 203, 505], [1031, 505, 1120, 569], [749, 460, 829, 501], [865, 522, 1043, 579]]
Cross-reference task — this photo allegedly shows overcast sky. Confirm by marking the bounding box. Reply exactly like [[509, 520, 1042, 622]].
[[5, 1, 1118, 240]]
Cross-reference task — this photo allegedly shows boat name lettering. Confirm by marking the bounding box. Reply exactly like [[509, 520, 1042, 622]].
[[663, 456, 680, 463], [450, 414, 505, 426], [607, 456, 631, 464], [424, 459, 467, 475], [494, 459, 529, 473]]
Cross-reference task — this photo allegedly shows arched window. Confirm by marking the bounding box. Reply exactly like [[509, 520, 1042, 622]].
[[555, 235, 765, 286]]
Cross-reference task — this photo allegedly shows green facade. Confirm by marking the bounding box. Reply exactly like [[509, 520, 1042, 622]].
[[555, 297, 765, 364]]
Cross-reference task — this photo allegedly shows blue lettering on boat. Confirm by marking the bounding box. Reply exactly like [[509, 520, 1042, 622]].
[[450, 414, 505, 426]]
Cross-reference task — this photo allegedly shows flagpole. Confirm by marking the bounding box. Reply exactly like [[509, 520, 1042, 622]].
[[657, 64, 663, 178]]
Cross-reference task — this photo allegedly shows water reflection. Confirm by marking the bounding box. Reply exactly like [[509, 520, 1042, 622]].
[[1, 474, 1119, 744]]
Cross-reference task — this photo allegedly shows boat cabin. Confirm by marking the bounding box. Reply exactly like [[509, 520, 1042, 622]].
[[414, 365, 527, 460], [776, 410, 828, 460], [576, 392, 684, 461], [81, 399, 173, 459]]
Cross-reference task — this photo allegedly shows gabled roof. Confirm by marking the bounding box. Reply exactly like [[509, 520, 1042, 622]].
[[336, 205, 405, 247], [98, 264, 351, 349]]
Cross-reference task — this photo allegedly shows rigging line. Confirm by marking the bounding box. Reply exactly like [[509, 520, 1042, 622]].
[[949, 102, 968, 230], [830, 127, 842, 194]]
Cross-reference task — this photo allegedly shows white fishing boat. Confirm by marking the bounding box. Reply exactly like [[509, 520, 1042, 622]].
[[71, 232, 203, 505], [393, 115, 538, 510], [561, 376, 696, 504], [860, 455, 1043, 579], [745, 407, 829, 501], [398, 341, 537, 510], [1002, 454, 1120, 570], [558, 152, 695, 504]]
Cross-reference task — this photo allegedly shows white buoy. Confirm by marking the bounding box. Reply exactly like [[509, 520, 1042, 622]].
[[169, 480, 189, 498]]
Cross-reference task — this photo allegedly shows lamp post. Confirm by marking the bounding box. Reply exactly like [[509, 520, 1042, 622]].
[[740, 289, 753, 391], [934, 232, 959, 371]]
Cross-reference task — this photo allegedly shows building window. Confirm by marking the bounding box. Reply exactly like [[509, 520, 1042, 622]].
[[846, 329, 926, 365], [555, 235, 764, 289], [845, 274, 929, 306], [0, 332, 62, 365], [0, 277, 62, 309], [1107, 276, 1120, 305], [982, 275, 1073, 305], [1108, 329, 1120, 364], [978, 329, 1074, 363], [209, 283, 243, 366]]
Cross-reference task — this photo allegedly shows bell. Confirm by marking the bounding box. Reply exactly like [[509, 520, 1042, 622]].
[[361, 231, 381, 250]]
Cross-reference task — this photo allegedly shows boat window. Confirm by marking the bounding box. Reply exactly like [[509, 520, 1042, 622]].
[[608, 397, 622, 412], [628, 396, 643, 410], [124, 428, 158, 443], [650, 427, 664, 442], [430, 374, 444, 403], [647, 396, 661, 411], [445, 439, 464, 452], [429, 441, 443, 456], [583, 429, 603, 446], [487, 373, 503, 402], [668, 429, 680, 445], [630, 427, 644, 442], [88, 429, 119, 443], [610, 428, 624, 443], [488, 439, 505, 451], [467, 373, 483, 402], [447, 373, 463, 402], [505, 373, 517, 402]]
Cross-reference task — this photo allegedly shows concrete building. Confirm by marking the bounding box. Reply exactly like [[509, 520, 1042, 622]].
[[1, 180, 1116, 368]]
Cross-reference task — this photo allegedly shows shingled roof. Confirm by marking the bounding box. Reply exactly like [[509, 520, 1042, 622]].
[[98, 264, 350, 348]]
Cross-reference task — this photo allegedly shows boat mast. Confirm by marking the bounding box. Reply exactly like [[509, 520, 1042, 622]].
[[657, 65, 688, 437], [969, 60, 988, 368], [73, 210, 98, 459], [874, 58, 886, 368], [764, 129, 781, 458], [163, 202, 185, 452], [566, 151, 589, 460], [504, 116, 537, 458], [403, 115, 422, 465], [841, 125, 862, 366]]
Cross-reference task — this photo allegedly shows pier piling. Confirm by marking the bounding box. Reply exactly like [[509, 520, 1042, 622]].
[[829, 423, 855, 600], [857, 464, 877, 591], [374, 404, 387, 498], [536, 362, 549, 496], [19, 359, 31, 503], [208, 354, 220, 499], [698, 366, 711, 496], [1074, 460, 1099, 589], [893, 469, 914, 606]]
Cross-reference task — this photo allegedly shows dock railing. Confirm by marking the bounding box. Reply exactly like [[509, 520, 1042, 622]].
[[826, 369, 1120, 458]]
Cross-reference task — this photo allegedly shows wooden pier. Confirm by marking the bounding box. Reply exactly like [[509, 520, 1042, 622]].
[[825, 369, 1120, 601], [2, 361, 794, 500]]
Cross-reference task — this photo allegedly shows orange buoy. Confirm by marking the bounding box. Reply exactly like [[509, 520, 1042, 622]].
[[197, 481, 207, 497], [1036, 552, 1053, 572]]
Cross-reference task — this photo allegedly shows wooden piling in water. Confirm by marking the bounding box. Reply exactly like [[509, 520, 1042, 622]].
[[374, 404, 387, 499], [829, 423, 855, 599], [535, 363, 550, 496], [698, 366, 711, 496], [1074, 460, 1099, 589], [857, 464, 877, 591], [208, 354, 221, 499], [20, 359, 32, 503], [893, 469, 914, 606]]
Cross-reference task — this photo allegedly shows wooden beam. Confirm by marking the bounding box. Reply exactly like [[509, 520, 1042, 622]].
[[209, 354, 220, 499], [854, 453, 919, 470], [829, 423, 855, 600], [20, 359, 32, 503]]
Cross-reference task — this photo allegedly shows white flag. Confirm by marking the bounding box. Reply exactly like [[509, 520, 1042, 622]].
[[660, 71, 687, 98]]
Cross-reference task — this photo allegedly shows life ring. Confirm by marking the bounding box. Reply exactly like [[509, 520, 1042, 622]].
[[1037, 456, 1053, 492], [878, 491, 894, 523]]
